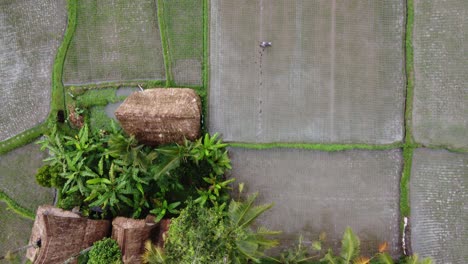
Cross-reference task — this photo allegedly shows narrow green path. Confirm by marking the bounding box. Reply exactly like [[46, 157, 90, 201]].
[[157, 0, 174, 87], [400, 0, 415, 224], [229, 142, 402, 152], [65, 80, 166, 91], [0, 124, 46, 155], [0, 192, 35, 220], [49, 0, 77, 124], [203, 0, 210, 90]]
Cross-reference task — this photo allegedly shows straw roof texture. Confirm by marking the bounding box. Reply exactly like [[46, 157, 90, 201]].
[[111, 216, 157, 264], [26, 205, 110, 264], [115, 88, 201, 145]]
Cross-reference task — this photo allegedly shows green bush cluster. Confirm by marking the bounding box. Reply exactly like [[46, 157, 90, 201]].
[[144, 192, 279, 264], [35, 165, 62, 188], [88, 238, 122, 264], [37, 122, 232, 219]]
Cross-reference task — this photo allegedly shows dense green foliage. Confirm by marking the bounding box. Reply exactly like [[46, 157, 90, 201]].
[[37, 122, 232, 219], [88, 238, 123, 264], [35, 165, 53, 187], [163, 202, 229, 263], [144, 192, 279, 264]]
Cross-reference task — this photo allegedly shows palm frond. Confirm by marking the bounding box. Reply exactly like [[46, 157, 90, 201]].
[[153, 155, 181, 180], [142, 241, 166, 264], [229, 193, 273, 229], [340, 226, 360, 264]]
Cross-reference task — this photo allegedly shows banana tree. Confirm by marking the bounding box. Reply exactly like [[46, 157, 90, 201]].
[[227, 192, 280, 263], [85, 162, 150, 218]]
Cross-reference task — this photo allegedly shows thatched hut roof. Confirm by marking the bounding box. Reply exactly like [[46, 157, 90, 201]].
[[115, 88, 201, 146], [26, 205, 110, 264], [111, 216, 157, 264]]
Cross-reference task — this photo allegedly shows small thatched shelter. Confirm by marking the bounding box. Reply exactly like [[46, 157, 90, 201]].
[[111, 216, 157, 264], [115, 88, 201, 145], [26, 205, 110, 264]]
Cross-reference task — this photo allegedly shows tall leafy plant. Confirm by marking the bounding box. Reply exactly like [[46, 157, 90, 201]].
[[38, 122, 234, 219], [144, 192, 279, 264], [37, 124, 100, 196], [227, 192, 280, 263], [154, 133, 232, 179], [152, 133, 234, 212]]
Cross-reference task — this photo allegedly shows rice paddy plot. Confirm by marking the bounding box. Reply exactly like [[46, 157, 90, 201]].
[[0, 202, 34, 261], [0, 0, 67, 141], [63, 0, 166, 85], [159, 0, 204, 86], [412, 0, 468, 149], [0, 142, 55, 212], [228, 148, 402, 257], [209, 0, 405, 144], [410, 149, 468, 263]]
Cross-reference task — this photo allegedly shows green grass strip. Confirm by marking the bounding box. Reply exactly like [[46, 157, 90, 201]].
[[404, 0, 415, 145], [157, 0, 174, 87], [74, 88, 120, 107], [202, 0, 209, 90], [400, 0, 415, 234], [0, 191, 35, 220], [228, 142, 402, 152], [423, 144, 468, 153], [66, 80, 165, 91], [201, 0, 210, 133], [48, 0, 77, 126], [0, 124, 47, 155], [400, 145, 413, 222]]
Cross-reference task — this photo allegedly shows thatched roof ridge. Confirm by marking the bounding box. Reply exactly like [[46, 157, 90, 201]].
[[115, 88, 201, 146], [112, 216, 157, 264], [116, 88, 201, 118], [26, 205, 111, 264]]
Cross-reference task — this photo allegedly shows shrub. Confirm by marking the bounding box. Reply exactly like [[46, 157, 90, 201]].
[[163, 202, 229, 263], [58, 192, 83, 210], [88, 238, 123, 264], [35, 165, 53, 187], [145, 193, 279, 264]]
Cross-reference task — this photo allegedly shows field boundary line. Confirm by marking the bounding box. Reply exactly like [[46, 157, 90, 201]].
[[228, 142, 403, 152], [399, 0, 415, 253], [47, 0, 78, 127], [0, 124, 46, 155], [0, 191, 35, 220], [156, 0, 174, 87], [65, 80, 166, 91], [201, 0, 210, 133], [400, 0, 415, 222]]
